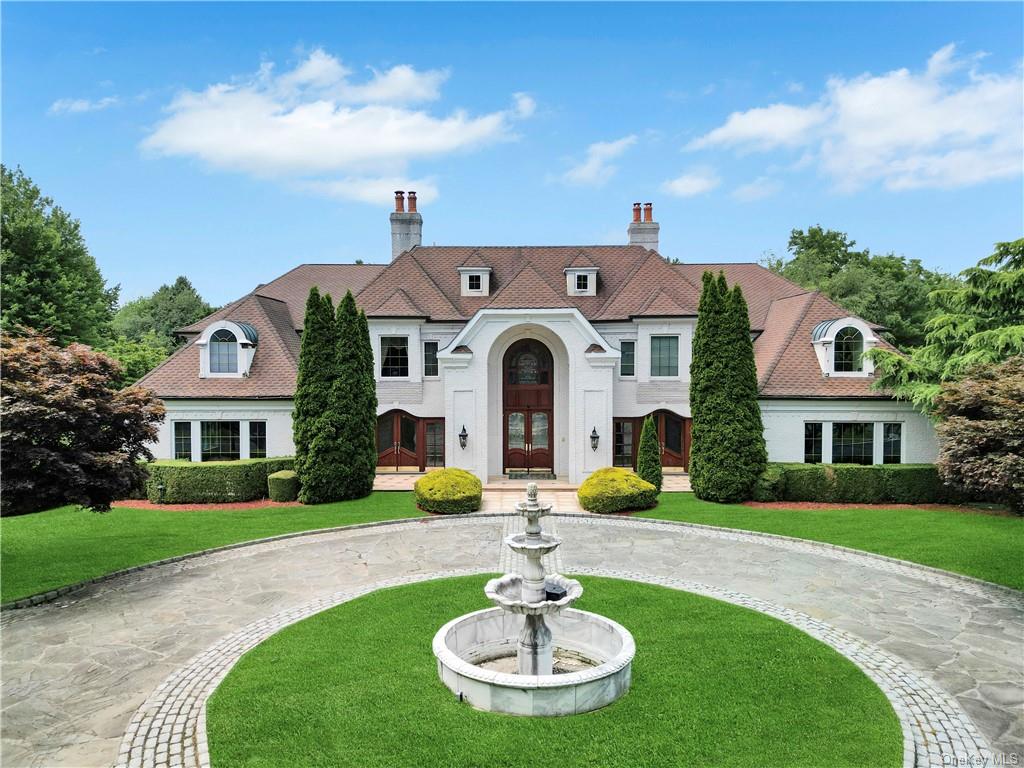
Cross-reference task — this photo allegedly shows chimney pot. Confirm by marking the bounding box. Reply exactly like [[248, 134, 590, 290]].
[[632, 202, 641, 223], [394, 191, 405, 213], [408, 191, 417, 213], [643, 203, 653, 223]]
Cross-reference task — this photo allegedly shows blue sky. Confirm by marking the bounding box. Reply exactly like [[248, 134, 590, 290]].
[[4, 2, 1022, 306]]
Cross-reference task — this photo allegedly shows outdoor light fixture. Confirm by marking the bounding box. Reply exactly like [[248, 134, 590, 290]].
[[590, 427, 600, 451], [459, 425, 468, 450]]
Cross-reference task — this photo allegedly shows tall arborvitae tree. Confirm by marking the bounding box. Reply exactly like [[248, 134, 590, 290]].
[[294, 289, 337, 502], [689, 272, 766, 502], [353, 308, 379, 495], [331, 292, 376, 499], [636, 414, 662, 491]]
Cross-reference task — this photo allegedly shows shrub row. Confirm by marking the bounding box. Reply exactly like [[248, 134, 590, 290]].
[[578, 467, 658, 514], [146, 457, 295, 504], [414, 468, 482, 514], [752, 463, 952, 504]]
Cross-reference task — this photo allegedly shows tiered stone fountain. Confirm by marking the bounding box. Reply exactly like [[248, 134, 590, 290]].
[[433, 484, 635, 716]]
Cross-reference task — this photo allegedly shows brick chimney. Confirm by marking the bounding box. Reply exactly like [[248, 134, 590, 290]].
[[390, 190, 423, 260], [627, 201, 659, 252]]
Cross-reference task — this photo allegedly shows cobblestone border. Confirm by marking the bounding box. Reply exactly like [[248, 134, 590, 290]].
[[111, 565, 994, 768], [4, 509, 1020, 613]]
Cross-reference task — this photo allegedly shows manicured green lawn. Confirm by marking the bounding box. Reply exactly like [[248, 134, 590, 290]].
[[0, 493, 422, 603], [647, 493, 1024, 590], [208, 575, 901, 768]]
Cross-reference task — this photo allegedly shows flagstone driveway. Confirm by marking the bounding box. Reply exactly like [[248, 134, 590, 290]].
[[1, 512, 1021, 767]]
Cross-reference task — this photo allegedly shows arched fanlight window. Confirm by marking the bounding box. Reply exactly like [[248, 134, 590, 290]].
[[210, 329, 238, 373], [834, 327, 863, 372]]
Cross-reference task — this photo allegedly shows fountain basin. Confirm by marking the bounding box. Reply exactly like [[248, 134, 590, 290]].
[[504, 532, 562, 557], [433, 607, 635, 716], [485, 573, 583, 615]]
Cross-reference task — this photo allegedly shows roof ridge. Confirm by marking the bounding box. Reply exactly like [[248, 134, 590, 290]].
[[594, 248, 654, 317], [407, 250, 464, 318], [758, 291, 818, 391]]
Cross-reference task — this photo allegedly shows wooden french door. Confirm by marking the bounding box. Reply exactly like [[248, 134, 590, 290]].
[[376, 411, 445, 472], [502, 339, 554, 473], [613, 411, 691, 471], [503, 410, 552, 472]]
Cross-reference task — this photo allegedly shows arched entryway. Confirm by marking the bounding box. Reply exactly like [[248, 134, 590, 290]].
[[613, 410, 691, 472], [376, 410, 445, 472], [502, 339, 554, 472]]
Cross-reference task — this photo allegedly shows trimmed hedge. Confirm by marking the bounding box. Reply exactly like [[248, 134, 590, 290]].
[[268, 470, 300, 502], [146, 457, 295, 504], [752, 463, 950, 504], [414, 468, 482, 514], [578, 467, 659, 514]]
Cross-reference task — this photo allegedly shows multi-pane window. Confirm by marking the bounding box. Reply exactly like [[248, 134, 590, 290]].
[[209, 329, 238, 373], [620, 341, 635, 377], [423, 341, 439, 377], [468, 274, 481, 291], [834, 327, 864, 372], [832, 422, 874, 465], [380, 336, 409, 377], [883, 423, 902, 464], [576, 273, 589, 291], [249, 422, 267, 459], [650, 336, 679, 377], [425, 421, 444, 467], [201, 421, 241, 461], [804, 423, 822, 464], [613, 420, 634, 468], [174, 422, 192, 461]]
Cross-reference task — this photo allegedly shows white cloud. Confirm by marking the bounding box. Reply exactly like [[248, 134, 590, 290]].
[[661, 167, 720, 197], [786, 81, 805, 94], [142, 48, 531, 205], [48, 96, 119, 115], [513, 92, 536, 118], [733, 176, 782, 201], [687, 44, 1023, 191], [559, 135, 637, 187]]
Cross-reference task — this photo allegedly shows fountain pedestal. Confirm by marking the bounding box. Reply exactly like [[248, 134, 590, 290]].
[[432, 483, 636, 716]]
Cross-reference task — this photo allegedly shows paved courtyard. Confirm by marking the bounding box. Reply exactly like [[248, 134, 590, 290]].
[[1, 504, 1021, 767]]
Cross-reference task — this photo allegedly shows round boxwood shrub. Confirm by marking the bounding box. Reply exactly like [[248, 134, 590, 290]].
[[577, 467, 658, 513], [268, 470, 300, 502], [414, 468, 482, 514]]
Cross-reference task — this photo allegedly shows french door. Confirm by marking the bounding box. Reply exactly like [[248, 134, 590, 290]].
[[376, 412, 445, 472], [503, 409, 553, 472], [612, 411, 690, 471]]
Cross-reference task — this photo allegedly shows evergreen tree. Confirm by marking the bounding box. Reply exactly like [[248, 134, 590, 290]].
[[689, 272, 766, 502], [352, 308, 379, 496], [293, 289, 336, 502], [330, 291, 374, 499], [636, 414, 662, 492]]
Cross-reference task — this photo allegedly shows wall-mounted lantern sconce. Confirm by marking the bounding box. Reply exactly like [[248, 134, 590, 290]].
[[590, 427, 600, 452], [459, 425, 469, 450]]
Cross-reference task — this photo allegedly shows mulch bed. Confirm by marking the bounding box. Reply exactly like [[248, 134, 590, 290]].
[[113, 499, 303, 511]]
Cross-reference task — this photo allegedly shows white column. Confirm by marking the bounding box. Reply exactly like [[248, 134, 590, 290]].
[[190, 420, 202, 462], [872, 421, 884, 465], [240, 421, 251, 460], [821, 421, 833, 464]]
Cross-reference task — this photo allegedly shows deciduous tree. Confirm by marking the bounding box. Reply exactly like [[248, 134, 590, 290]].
[[933, 357, 1024, 513], [1, 165, 118, 346], [112, 276, 215, 348], [0, 331, 164, 515]]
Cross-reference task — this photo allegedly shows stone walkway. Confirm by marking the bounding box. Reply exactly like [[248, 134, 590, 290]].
[[2, 513, 1021, 767]]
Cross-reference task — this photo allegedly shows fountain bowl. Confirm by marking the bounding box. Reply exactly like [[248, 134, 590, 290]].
[[433, 607, 635, 716], [485, 573, 583, 615], [504, 531, 562, 557]]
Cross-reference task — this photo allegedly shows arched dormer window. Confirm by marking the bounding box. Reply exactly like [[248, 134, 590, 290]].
[[833, 327, 864, 372], [210, 329, 238, 373], [811, 317, 876, 378], [197, 320, 258, 379]]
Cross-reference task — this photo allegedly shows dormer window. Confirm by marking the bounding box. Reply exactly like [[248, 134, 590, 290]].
[[811, 318, 876, 378], [458, 266, 491, 296], [210, 329, 238, 373], [564, 267, 598, 296], [197, 320, 258, 378], [834, 327, 864, 372]]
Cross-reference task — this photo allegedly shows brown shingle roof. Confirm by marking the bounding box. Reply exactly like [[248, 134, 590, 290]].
[[367, 289, 427, 318]]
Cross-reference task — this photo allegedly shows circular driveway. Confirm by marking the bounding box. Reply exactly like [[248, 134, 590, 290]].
[[2, 512, 1021, 768]]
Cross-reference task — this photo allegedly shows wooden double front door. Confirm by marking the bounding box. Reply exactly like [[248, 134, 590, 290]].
[[613, 410, 690, 471], [503, 339, 554, 472], [376, 411, 444, 472]]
